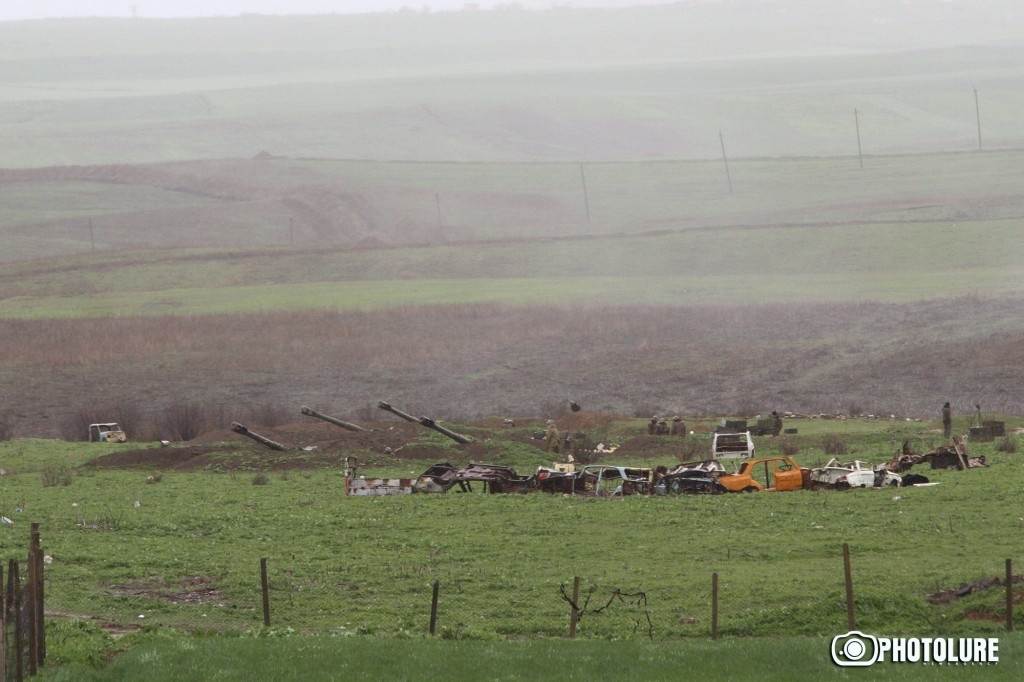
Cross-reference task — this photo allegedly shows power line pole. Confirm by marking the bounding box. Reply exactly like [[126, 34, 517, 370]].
[[974, 87, 983, 150], [579, 164, 591, 223], [855, 108, 864, 169], [719, 131, 733, 194]]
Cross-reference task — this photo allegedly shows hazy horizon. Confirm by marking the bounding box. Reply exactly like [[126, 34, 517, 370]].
[[0, 0, 683, 21]]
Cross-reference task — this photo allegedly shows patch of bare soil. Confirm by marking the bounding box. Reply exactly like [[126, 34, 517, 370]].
[[965, 611, 1003, 622], [614, 435, 688, 459], [45, 610, 143, 639], [110, 576, 225, 607], [84, 445, 235, 470]]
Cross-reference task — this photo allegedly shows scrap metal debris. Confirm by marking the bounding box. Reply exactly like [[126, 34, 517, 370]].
[[886, 437, 987, 473], [927, 575, 1024, 604], [660, 460, 727, 494]]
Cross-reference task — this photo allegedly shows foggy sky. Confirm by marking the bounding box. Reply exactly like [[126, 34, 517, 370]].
[[0, 0, 682, 21]]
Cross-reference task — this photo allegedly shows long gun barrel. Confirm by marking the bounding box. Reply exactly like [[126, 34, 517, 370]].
[[418, 416, 473, 445], [377, 401, 473, 444], [231, 422, 287, 451], [377, 401, 419, 423], [300, 406, 369, 432]]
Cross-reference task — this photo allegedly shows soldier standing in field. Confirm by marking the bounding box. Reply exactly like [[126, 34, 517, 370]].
[[545, 420, 560, 453], [654, 417, 670, 435], [942, 402, 952, 439], [770, 411, 783, 437], [670, 415, 684, 436]]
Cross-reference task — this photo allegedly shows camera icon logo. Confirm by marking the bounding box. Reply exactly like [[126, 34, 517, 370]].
[[831, 631, 879, 667]]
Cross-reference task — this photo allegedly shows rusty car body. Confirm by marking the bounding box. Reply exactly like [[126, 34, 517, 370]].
[[659, 460, 727, 494], [347, 476, 416, 496], [571, 465, 655, 496], [717, 456, 810, 492], [810, 458, 902, 489]]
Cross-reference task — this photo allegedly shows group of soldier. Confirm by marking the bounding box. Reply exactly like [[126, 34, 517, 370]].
[[647, 415, 685, 436], [541, 409, 788, 455], [540, 402, 958, 458]]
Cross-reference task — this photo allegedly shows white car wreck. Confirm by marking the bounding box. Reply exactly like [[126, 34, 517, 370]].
[[810, 458, 902, 489]]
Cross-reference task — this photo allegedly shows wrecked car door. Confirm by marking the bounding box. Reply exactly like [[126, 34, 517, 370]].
[[771, 458, 804, 491]]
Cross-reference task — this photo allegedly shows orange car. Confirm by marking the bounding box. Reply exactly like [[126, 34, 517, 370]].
[[718, 456, 811, 492]]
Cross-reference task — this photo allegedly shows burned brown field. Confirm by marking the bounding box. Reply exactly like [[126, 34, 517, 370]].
[[1, 297, 1021, 440]]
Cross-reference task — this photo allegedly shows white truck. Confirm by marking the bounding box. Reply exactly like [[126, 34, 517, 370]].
[[88, 423, 127, 443], [711, 431, 754, 459]]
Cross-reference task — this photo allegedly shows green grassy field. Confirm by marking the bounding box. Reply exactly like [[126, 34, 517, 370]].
[[3, 210, 1024, 316], [39, 635, 1024, 681], [4, 149, 1024, 265], [1, 419, 1023, 678]]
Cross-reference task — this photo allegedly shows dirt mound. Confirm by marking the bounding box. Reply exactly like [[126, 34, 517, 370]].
[[84, 445, 230, 470], [191, 421, 428, 454], [83, 418, 501, 472]]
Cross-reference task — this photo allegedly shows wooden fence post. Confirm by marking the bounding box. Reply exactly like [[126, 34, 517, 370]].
[[260, 558, 271, 627], [712, 572, 719, 641], [569, 576, 581, 638], [429, 580, 440, 636], [843, 543, 856, 630], [34, 547, 44, 666], [12, 560, 23, 682], [27, 524, 39, 677], [0, 561, 5, 682], [1006, 559, 1014, 632], [5, 559, 14, 682]]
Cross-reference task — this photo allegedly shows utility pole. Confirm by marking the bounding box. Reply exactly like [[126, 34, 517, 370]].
[[974, 87, 983, 151], [855, 109, 864, 169], [719, 131, 733, 194], [579, 164, 591, 224]]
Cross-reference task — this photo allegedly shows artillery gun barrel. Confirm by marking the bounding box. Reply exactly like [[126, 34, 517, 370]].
[[300, 406, 368, 432], [231, 422, 287, 452], [418, 417, 473, 445], [377, 401, 473, 444], [376, 401, 419, 423]]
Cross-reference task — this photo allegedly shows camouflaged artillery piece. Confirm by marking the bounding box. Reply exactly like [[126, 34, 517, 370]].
[[231, 422, 287, 451], [299, 406, 369, 432], [376, 401, 473, 444]]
